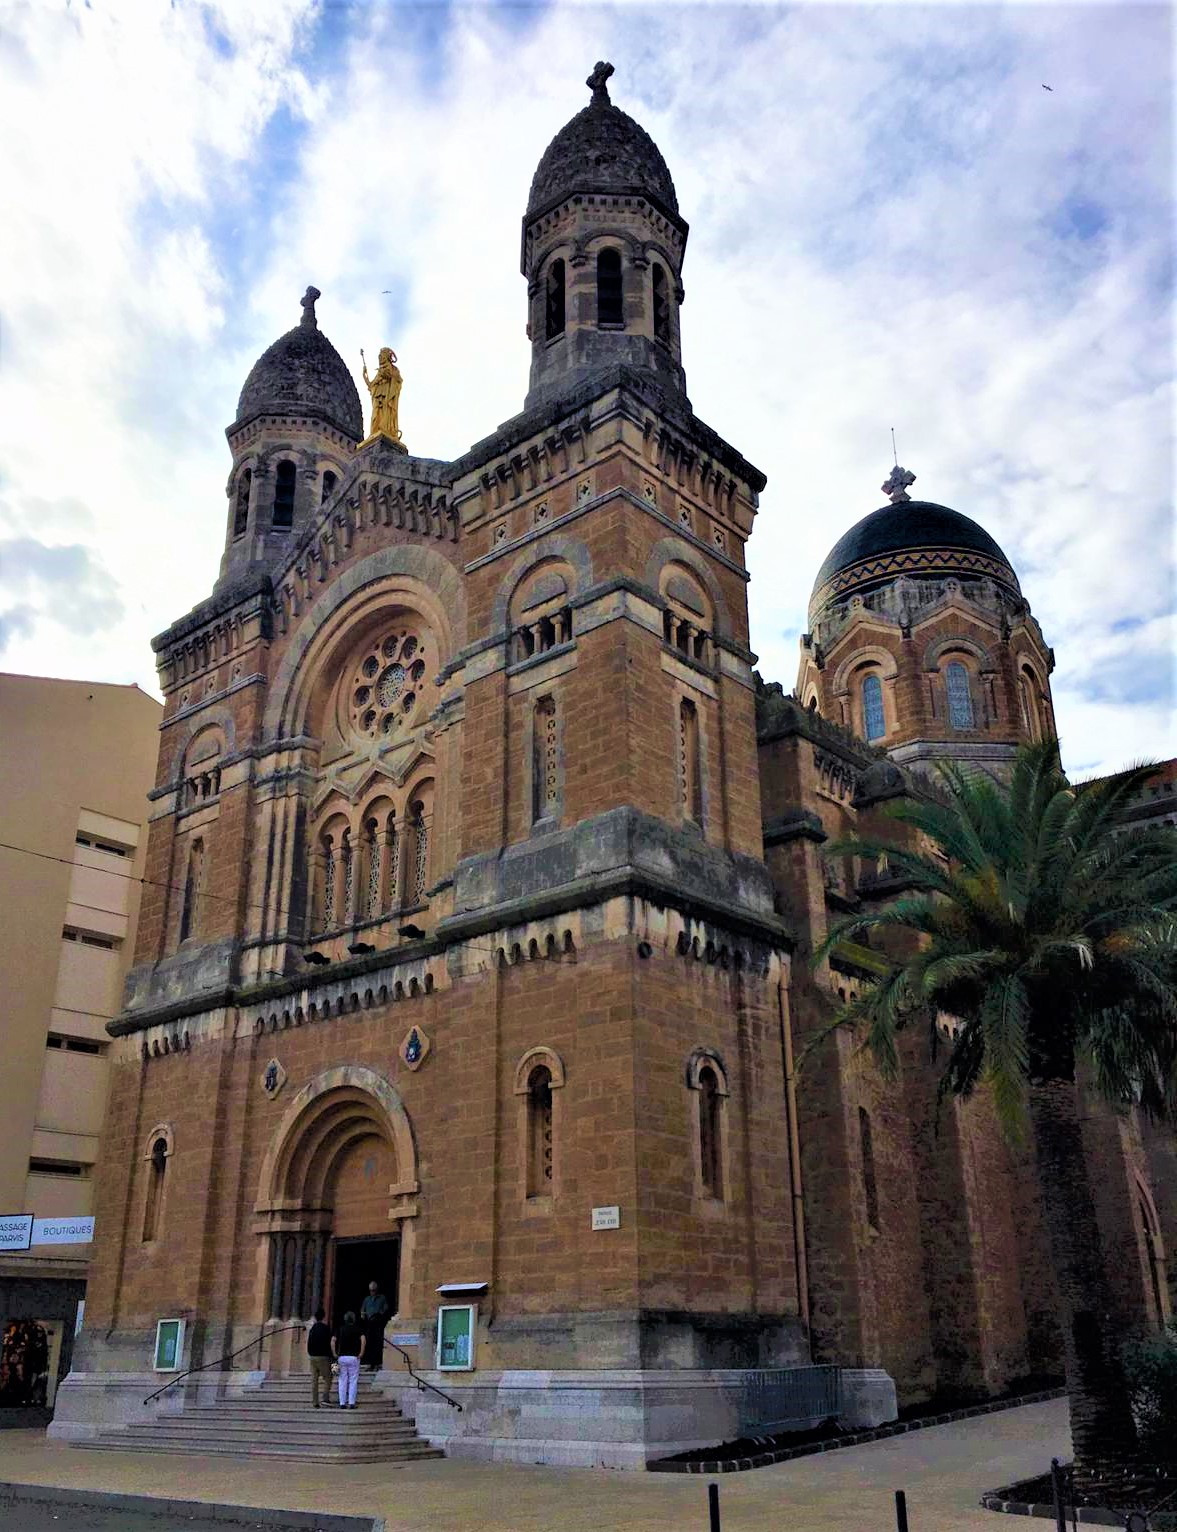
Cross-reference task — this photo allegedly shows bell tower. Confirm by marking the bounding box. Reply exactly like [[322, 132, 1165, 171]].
[[216, 286, 361, 592], [522, 62, 689, 410]]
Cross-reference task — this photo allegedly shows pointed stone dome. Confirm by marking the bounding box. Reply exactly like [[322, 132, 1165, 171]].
[[234, 286, 363, 440], [526, 62, 681, 225]]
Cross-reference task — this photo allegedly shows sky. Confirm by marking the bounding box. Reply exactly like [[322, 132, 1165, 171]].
[[1, 0, 1172, 778]]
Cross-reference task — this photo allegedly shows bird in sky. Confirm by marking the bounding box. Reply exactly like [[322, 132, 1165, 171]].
[[1042, 83, 1053, 91]]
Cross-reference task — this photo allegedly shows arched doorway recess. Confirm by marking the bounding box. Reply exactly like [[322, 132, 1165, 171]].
[[254, 1066, 419, 1333]]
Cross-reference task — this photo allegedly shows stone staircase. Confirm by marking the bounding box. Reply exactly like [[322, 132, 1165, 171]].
[[74, 1372, 445, 1464]]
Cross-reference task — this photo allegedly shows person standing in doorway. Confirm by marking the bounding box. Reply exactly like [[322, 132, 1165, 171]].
[[332, 1310, 365, 1408], [359, 1280, 389, 1372], [306, 1308, 332, 1409]]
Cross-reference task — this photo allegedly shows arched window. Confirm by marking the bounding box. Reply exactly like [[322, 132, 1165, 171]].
[[533, 696, 560, 823], [545, 258, 566, 340], [320, 470, 337, 506], [679, 699, 702, 824], [408, 800, 429, 904], [597, 248, 623, 327], [862, 673, 885, 741], [340, 828, 354, 925], [1137, 1187, 1169, 1327], [859, 1106, 879, 1231], [698, 1066, 723, 1199], [142, 1135, 169, 1242], [945, 661, 975, 729], [318, 832, 337, 931], [233, 469, 251, 536], [1019, 666, 1041, 742], [272, 460, 296, 529], [179, 839, 203, 944], [652, 263, 671, 346], [526, 1065, 554, 1198]]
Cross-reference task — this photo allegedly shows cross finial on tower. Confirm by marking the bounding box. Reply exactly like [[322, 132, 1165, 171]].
[[586, 60, 614, 104], [881, 464, 916, 503], [300, 285, 321, 329]]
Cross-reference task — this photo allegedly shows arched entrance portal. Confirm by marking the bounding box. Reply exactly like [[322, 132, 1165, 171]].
[[255, 1067, 419, 1349]]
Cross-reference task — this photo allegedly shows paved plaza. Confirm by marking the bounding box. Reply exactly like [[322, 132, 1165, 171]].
[[0, 1399, 1070, 1530]]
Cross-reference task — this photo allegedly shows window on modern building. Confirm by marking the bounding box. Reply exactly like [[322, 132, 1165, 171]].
[[75, 833, 130, 857], [46, 1033, 105, 1055], [233, 468, 252, 536], [179, 838, 204, 944], [698, 1065, 723, 1199], [533, 696, 559, 823], [545, 258, 566, 339], [859, 1106, 880, 1231], [321, 470, 337, 506], [29, 1158, 89, 1178], [862, 673, 885, 741], [597, 247, 623, 326], [945, 660, 975, 729], [652, 263, 671, 345], [679, 699, 702, 824], [62, 927, 118, 950], [142, 1136, 168, 1242], [272, 460, 297, 529], [526, 1064, 554, 1198]]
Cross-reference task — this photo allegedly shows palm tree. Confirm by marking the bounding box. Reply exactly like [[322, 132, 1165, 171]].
[[814, 740, 1177, 1491]]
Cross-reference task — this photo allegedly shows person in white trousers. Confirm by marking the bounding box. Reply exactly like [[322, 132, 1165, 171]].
[[331, 1311, 366, 1408]]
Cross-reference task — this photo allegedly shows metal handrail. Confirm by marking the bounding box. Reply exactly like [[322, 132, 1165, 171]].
[[143, 1322, 306, 1404], [386, 1339, 462, 1411]]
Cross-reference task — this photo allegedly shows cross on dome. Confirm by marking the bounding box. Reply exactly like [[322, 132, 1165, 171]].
[[300, 285, 321, 329], [881, 465, 916, 503], [586, 60, 614, 103]]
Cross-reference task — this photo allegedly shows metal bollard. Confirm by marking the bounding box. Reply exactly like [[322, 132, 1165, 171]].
[[1050, 1458, 1066, 1532], [708, 1480, 721, 1531], [895, 1489, 909, 1531]]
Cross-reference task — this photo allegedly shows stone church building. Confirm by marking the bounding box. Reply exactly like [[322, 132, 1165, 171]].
[[54, 65, 1175, 1465]]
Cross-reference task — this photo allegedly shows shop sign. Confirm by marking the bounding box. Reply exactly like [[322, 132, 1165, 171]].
[[31, 1217, 94, 1246], [0, 1216, 33, 1252]]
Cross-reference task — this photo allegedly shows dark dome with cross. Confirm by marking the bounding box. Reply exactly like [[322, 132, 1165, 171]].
[[809, 468, 1020, 621], [526, 62, 682, 225], [234, 287, 363, 441]]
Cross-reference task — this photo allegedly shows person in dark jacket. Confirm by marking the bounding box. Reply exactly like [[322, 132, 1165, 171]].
[[306, 1308, 332, 1408], [359, 1281, 390, 1371], [332, 1310, 365, 1408]]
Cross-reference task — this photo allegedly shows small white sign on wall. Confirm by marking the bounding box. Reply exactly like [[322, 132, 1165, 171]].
[[32, 1216, 95, 1246], [591, 1205, 620, 1231]]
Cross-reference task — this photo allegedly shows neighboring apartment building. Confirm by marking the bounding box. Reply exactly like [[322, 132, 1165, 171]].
[[0, 673, 160, 1415]]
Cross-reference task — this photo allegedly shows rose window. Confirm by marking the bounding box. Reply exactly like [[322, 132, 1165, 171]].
[[349, 631, 429, 740]]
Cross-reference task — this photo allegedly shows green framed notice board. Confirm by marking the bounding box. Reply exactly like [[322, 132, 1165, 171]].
[[153, 1318, 186, 1372], [436, 1304, 476, 1371]]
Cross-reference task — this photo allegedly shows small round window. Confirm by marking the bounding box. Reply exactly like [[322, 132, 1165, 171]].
[[350, 632, 430, 740]]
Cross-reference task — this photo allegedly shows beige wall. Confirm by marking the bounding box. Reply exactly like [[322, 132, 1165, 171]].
[[0, 673, 160, 1278]]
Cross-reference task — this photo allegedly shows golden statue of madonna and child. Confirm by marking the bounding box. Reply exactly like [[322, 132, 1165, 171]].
[[360, 344, 405, 450]]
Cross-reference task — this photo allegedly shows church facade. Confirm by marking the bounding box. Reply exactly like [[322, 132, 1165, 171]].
[[54, 66, 1173, 1466]]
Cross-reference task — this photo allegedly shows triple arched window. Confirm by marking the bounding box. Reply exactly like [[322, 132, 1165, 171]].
[[310, 784, 432, 937], [862, 673, 885, 741]]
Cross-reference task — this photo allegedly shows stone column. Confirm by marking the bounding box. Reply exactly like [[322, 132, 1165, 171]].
[[269, 1235, 286, 1319]]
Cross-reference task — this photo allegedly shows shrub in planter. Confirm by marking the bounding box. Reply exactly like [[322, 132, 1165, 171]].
[[1123, 1325, 1177, 1471]]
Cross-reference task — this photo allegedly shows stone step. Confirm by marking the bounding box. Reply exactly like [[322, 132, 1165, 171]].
[[76, 1438, 442, 1463], [130, 1422, 421, 1442]]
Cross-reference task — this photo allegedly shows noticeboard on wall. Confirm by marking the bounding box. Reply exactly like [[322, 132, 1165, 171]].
[[152, 1318, 186, 1373], [435, 1304, 476, 1371]]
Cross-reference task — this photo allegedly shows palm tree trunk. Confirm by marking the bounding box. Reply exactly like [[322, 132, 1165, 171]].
[[1028, 1078, 1138, 1492]]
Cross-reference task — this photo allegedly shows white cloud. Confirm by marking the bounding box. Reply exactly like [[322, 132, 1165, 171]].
[[0, 1, 1171, 776]]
